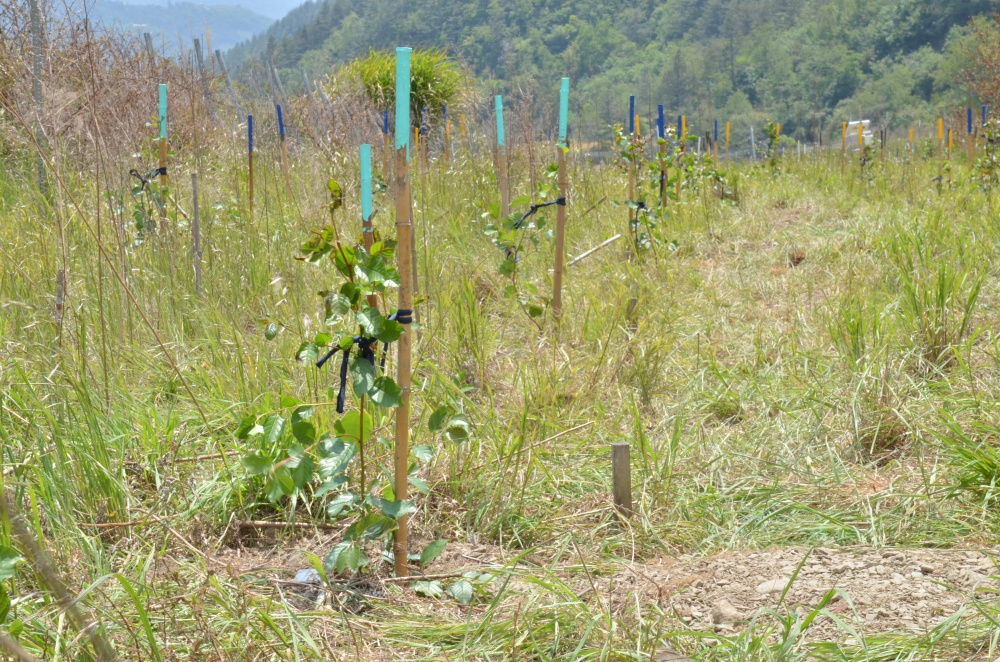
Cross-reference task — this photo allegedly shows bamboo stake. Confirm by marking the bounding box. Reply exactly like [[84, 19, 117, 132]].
[[552, 77, 569, 318], [191, 172, 202, 298], [713, 119, 719, 165], [28, 0, 47, 195], [841, 121, 847, 175], [215, 50, 241, 120], [247, 114, 254, 215], [143, 32, 155, 61], [725, 121, 730, 163], [442, 104, 450, 165], [627, 96, 636, 255], [392, 47, 414, 578], [658, 105, 667, 209], [193, 38, 214, 119]]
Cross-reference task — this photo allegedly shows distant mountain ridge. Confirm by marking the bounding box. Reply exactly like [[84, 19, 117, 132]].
[[226, 0, 1000, 143], [90, 0, 273, 50], [105, 0, 303, 20]]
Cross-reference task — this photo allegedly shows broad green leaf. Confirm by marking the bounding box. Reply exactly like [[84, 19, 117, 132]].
[[0, 547, 22, 581], [0, 585, 9, 622], [447, 580, 474, 605], [292, 421, 315, 445], [314, 475, 348, 497], [314, 332, 333, 347], [345, 512, 397, 541], [351, 357, 375, 397], [498, 258, 516, 275], [292, 406, 314, 424], [408, 475, 430, 494], [327, 179, 343, 210], [412, 580, 443, 598], [263, 414, 286, 446], [428, 406, 450, 432], [296, 342, 319, 364], [265, 466, 294, 503], [420, 540, 447, 566], [335, 410, 374, 445], [511, 194, 531, 208], [324, 292, 351, 324], [369, 376, 403, 408], [412, 444, 434, 463], [378, 498, 417, 519], [280, 395, 303, 408], [527, 304, 544, 318], [325, 491, 357, 517], [356, 307, 383, 337], [264, 322, 279, 341], [241, 453, 271, 475], [291, 455, 314, 489], [235, 415, 256, 440], [325, 541, 363, 575], [446, 415, 470, 443], [340, 282, 362, 306], [376, 319, 404, 343]]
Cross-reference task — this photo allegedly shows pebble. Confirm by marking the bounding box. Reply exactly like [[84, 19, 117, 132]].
[[711, 599, 743, 624], [756, 578, 790, 594]]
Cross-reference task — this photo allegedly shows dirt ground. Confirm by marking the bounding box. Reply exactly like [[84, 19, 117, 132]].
[[214, 528, 1000, 647], [615, 546, 1000, 643]]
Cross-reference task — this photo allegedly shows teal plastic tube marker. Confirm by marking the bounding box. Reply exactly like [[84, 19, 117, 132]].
[[158, 83, 167, 139], [360, 144, 373, 222], [495, 95, 505, 147], [395, 48, 412, 160], [558, 78, 569, 145]]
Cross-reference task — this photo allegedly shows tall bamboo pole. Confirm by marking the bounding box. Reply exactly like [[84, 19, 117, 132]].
[[392, 47, 413, 578], [658, 105, 666, 209], [215, 50, 241, 120], [28, 0, 47, 195], [277, 104, 291, 193], [552, 78, 569, 318]]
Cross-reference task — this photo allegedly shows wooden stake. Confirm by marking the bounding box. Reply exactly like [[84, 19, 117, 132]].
[[191, 172, 202, 298], [841, 121, 847, 175], [215, 50, 241, 120], [725, 121, 730, 163], [392, 47, 413, 578], [611, 443, 633, 518], [193, 38, 214, 119]]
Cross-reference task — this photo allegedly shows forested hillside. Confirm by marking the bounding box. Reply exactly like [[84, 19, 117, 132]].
[[238, 0, 999, 142]]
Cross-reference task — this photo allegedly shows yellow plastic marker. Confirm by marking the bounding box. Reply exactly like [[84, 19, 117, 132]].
[[681, 115, 687, 139], [776, 123, 781, 138], [414, 127, 419, 151], [858, 122, 863, 147], [938, 118, 943, 142], [636, 114, 640, 136], [460, 113, 466, 139], [909, 128, 913, 146]]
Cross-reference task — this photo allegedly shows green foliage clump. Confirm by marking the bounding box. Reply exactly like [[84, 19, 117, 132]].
[[344, 48, 463, 121]]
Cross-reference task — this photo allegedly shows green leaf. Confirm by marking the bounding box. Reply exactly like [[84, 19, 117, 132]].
[[0, 547, 22, 581], [345, 512, 397, 541], [420, 540, 447, 566], [296, 342, 319, 364], [369, 376, 403, 408], [412, 444, 434, 463], [235, 415, 257, 440], [241, 453, 271, 475], [265, 466, 294, 503], [498, 258, 516, 275], [356, 307, 383, 337], [280, 395, 303, 408], [340, 282, 362, 306], [7, 620, 21, 637], [447, 580, 474, 605], [408, 475, 430, 494], [412, 580, 443, 598], [325, 491, 357, 517], [446, 415, 470, 443], [376, 319, 404, 343], [291, 454, 314, 489], [264, 322, 279, 341], [263, 414, 286, 446], [511, 194, 531, 208], [314, 332, 333, 347], [292, 420, 315, 445], [325, 541, 364, 575], [378, 498, 417, 519], [314, 475, 348, 497], [327, 179, 343, 210], [351, 357, 375, 397], [428, 406, 451, 432], [527, 304, 544, 318], [324, 292, 352, 324], [292, 406, 314, 424], [0, 585, 9, 622], [335, 410, 375, 445]]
